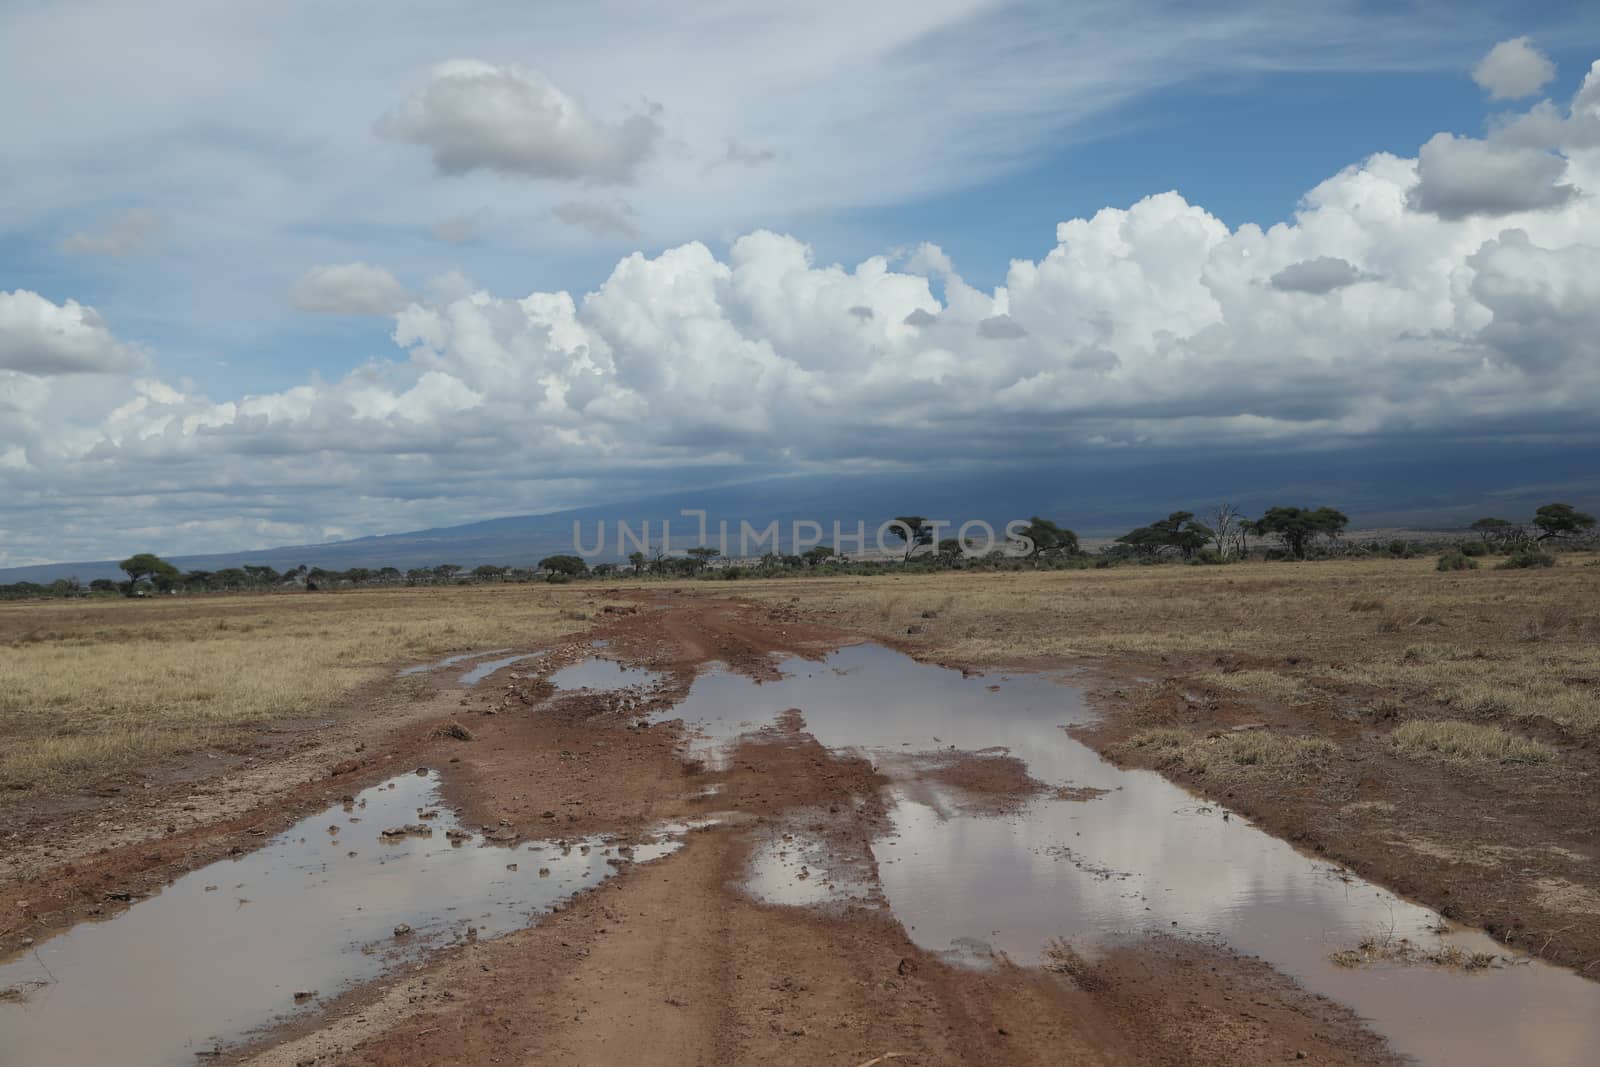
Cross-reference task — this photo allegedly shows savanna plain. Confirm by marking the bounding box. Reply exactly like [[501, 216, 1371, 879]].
[[3, 556, 1599, 1065]]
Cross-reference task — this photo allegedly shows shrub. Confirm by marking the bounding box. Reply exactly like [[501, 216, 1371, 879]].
[[1497, 548, 1556, 570], [1459, 541, 1487, 557], [1436, 550, 1478, 572]]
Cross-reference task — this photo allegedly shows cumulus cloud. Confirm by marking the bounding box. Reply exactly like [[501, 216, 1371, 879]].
[[61, 209, 163, 257], [551, 199, 641, 239], [12, 63, 1600, 564], [977, 315, 1027, 339], [376, 60, 662, 183], [1472, 36, 1556, 100], [1406, 132, 1578, 219], [0, 290, 142, 375], [1269, 256, 1374, 293], [291, 263, 411, 315]]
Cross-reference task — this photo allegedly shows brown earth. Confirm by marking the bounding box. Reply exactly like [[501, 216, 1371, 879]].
[[0, 588, 1539, 1064]]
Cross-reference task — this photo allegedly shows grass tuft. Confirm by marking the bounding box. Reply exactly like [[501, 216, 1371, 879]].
[[1392, 720, 1552, 764]]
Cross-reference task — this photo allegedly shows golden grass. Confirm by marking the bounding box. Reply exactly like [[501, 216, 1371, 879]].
[[733, 556, 1600, 739], [1123, 727, 1337, 777], [1392, 720, 1553, 764], [0, 586, 602, 793]]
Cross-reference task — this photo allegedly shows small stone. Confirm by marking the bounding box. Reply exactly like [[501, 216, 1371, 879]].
[[393, 923, 413, 937], [292, 989, 316, 1002]]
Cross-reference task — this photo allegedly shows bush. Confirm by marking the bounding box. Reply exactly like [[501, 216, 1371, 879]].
[[1459, 541, 1487, 557], [1436, 550, 1478, 572], [1497, 548, 1556, 570]]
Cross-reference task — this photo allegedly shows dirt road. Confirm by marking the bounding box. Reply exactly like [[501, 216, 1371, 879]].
[[0, 592, 1581, 1064]]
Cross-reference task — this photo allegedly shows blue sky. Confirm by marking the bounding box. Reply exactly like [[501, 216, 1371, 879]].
[[4, 2, 1600, 565]]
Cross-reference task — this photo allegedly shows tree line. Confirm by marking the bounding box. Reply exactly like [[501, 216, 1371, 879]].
[[2, 502, 1592, 600]]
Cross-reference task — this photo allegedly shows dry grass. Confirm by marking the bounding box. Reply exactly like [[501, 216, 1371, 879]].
[[734, 555, 1600, 742], [1122, 727, 1337, 778], [1329, 935, 1498, 971], [1392, 720, 1553, 764], [0, 586, 603, 793]]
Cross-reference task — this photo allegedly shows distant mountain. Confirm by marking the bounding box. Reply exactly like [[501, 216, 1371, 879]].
[[3, 441, 1596, 583]]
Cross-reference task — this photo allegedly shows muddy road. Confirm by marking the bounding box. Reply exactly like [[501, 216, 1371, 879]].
[[3, 593, 1597, 1065]]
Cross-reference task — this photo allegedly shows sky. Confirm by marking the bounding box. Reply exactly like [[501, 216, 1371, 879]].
[[4, 1, 1600, 566]]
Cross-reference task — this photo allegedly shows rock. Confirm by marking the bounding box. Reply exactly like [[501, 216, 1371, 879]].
[[906, 624, 925, 635], [329, 759, 360, 777], [897, 957, 916, 976], [393, 923, 412, 937], [292, 989, 316, 1002]]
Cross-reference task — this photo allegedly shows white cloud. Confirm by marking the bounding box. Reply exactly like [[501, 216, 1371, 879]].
[[551, 199, 640, 239], [9, 26, 1600, 563], [375, 60, 662, 183], [1472, 36, 1555, 100], [61, 208, 163, 256], [1406, 132, 1579, 218], [0, 290, 142, 375], [1269, 256, 1374, 293], [977, 315, 1027, 339], [291, 263, 411, 315]]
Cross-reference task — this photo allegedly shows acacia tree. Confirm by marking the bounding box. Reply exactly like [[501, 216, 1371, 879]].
[[684, 546, 719, 574], [802, 545, 835, 567], [1533, 503, 1597, 543], [538, 554, 588, 576], [628, 551, 647, 576], [886, 516, 933, 561], [1470, 517, 1522, 550], [118, 553, 180, 596], [1116, 511, 1213, 559], [1253, 506, 1349, 560], [1020, 517, 1080, 558]]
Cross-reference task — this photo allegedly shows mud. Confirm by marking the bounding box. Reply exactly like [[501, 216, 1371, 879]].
[[3, 593, 1596, 1065], [0, 771, 685, 1065]]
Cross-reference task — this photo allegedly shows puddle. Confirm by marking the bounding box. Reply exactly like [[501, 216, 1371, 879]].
[[396, 648, 513, 676], [458, 651, 544, 686], [549, 658, 663, 693], [0, 772, 681, 1066], [659, 644, 1600, 1067], [742, 813, 877, 909]]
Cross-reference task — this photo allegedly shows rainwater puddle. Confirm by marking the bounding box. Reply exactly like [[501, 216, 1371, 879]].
[[660, 643, 1600, 1067], [549, 657, 663, 692], [396, 648, 513, 676], [0, 772, 680, 1066], [458, 651, 544, 686], [743, 814, 876, 908]]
